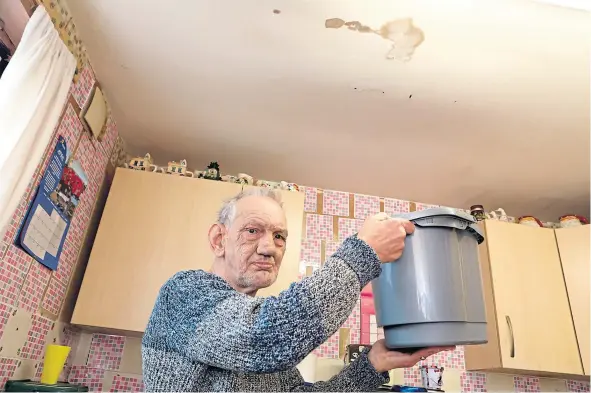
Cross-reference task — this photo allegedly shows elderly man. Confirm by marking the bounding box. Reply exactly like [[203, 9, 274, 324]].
[[142, 188, 451, 391]]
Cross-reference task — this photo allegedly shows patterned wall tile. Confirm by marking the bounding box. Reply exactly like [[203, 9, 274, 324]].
[[303, 187, 318, 213], [0, 242, 7, 260], [514, 376, 541, 392], [99, 115, 118, 158], [41, 277, 68, 315], [86, 334, 126, 370], [305, 214, 333, 241], [461, 371, 486, 392], [68, 365, 105, 392], [66, 206, 90, 253], [71, 66, 96, 109], [383, 198, 410, 216], [567, 380, 591, 392], [60, 365, 72, 382], [0, 303, 14, 342], [18, 262, 51, 314], [313, 331, 340, 359], [415, 202, 439, 211], [1, 182, 35, 245], [0, 246, 32, 306], [444, 346, 465, 369], [57, 104, 84, 148], [338, 218, 364, 242], [300, 239, 321, 265], [34, 361, 43, 381], [93, 142, 110, 186], [75, 133, 98, 185], [19, 314, 53, 360], [110, 374, 144, 392], [404, 366, 422, 387], [353, 194, 380, 219], [78, 181, 99, 220], [110, 136, 127, 167], [63, 327, 81, 366], [53, 238, 77, 285], [324, 241, 342, 262], [323, 190, 350, 217], [0, 357, 20, 389]]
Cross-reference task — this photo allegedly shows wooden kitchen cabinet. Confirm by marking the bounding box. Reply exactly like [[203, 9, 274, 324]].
[[555, 225, 590, 375], [464, 220, 583, 376], [71, 168, 305, 333]]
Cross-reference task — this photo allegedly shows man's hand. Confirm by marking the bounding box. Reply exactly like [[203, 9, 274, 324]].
[[368, 340, 455, 373], [358, 213, 415, 263]]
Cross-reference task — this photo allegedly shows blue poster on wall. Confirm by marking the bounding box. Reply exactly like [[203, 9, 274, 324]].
[[19, 136, 89, 270]]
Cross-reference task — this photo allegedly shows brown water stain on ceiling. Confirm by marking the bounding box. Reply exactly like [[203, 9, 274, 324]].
[[325, 17, 424, 62]]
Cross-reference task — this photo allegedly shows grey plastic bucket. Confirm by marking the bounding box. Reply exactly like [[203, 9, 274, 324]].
[[372, 207, 488, 351]]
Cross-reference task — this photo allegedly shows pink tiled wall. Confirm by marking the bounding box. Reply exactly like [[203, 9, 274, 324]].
[[0, 53, 127, 390], [301, 189, 588, 392]]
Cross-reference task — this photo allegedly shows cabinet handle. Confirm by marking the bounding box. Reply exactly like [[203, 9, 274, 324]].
[[506, 315, 515, 358]]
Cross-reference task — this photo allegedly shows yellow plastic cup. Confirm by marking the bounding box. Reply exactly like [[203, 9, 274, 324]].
[[40, 345, 71, 384]]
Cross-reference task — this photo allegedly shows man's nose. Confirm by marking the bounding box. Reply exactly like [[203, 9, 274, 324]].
[[257, 232, 276, 257]]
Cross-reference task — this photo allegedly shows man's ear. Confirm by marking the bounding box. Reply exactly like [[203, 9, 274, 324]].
[[208, 223, 226, 257]]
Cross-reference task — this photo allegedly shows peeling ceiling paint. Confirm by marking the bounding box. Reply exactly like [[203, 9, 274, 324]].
[[325, 17, 425, 62], [65, 0, 591, 220]]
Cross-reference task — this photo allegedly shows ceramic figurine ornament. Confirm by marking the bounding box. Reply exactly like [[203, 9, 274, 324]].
[[124, 153, 157, 172], [517, 216, 543, 227], [220, 173, 254, 185], [470, 205, 486, 221], [237, 173, 254, 185], [163, 159, 193, 177], [221, 175, 238, 183], [279, 181, 300, 192], [256, 179, 279, 189], [559, 215, 589, 227], [204, 162, 221, 180]]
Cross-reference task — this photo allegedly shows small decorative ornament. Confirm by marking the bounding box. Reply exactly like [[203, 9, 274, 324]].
[[419, 365, 444, 390], [280, 181, 300, 192], [124, 153, 158, 172], [559, 215, 589, 228], [237, 173, 254, 185], [163, 159, 193, 177], [487, 208, 512, 222], [256, 179, 279, 189], [517, 216, 543, 227], [204, 162, 221, 180], [470, 205, 486, 221], [220, 173, 255, 185]]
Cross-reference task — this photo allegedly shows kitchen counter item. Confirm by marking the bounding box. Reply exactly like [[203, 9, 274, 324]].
[[372, 208, 487, 350], [4, 380, 88, 392]]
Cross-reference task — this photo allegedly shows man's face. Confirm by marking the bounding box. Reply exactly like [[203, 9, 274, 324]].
[[223, 196, 288, 291]]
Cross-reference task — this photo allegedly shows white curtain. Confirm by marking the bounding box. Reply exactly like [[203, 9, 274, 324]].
[[0, 5, 76, 238]]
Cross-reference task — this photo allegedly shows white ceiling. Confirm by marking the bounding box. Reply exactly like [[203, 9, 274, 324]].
[[66, 0, 590, 220]]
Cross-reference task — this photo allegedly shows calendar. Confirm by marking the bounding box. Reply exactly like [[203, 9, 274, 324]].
[[19, 136, 88, 270]]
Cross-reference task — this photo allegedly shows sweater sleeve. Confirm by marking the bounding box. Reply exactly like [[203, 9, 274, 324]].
[[142, 235, 381, 374], [289, 349, 390, 392]]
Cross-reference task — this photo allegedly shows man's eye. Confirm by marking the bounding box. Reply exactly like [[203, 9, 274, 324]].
[[274, 234, 285, 240], [247, 228, 258, 234]]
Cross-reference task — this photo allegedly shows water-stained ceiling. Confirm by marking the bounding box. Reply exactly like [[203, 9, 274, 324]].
[[65, 0, 590, 220]]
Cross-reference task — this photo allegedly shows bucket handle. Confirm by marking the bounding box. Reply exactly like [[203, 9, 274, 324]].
[[411, 216, 484, 244], [411, 216, 470, 231]]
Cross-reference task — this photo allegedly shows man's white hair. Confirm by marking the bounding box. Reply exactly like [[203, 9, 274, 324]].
[[217, 188, 283, 226]]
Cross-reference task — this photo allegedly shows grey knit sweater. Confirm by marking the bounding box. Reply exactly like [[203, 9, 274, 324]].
[[142, 236, 389, 391]]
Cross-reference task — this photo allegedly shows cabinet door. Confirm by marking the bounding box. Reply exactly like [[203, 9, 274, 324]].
[[555, 225, 589, 375], [71, 169, 304, 332], [485, 220, 582, 374]]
